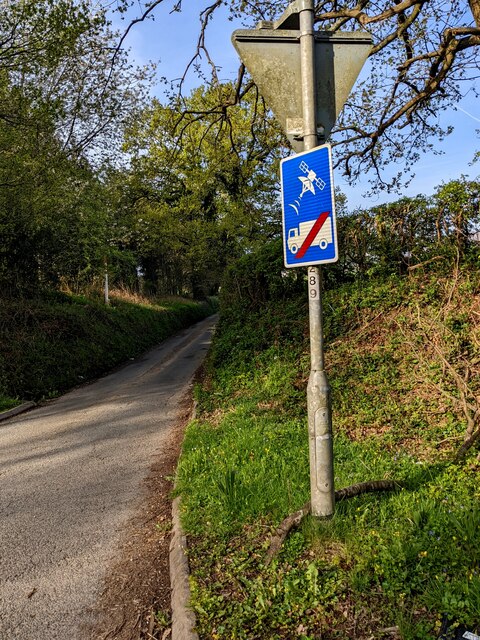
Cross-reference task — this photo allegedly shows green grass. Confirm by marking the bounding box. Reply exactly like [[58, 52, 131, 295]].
[[0, 291, 217, 402], [0, 396, 21, 412], [176, 269, 480, 639]]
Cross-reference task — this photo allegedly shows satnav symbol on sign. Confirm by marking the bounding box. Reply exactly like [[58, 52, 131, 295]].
[[281, 144, 338, 268], [299, 160, 326, 196], [289, 160, 327, 214]]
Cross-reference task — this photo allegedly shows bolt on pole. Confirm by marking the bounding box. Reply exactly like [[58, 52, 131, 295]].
[[299, 0, 335, 517]]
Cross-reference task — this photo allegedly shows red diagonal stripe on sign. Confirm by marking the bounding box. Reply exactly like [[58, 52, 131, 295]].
[[295, 211, 330, 260]]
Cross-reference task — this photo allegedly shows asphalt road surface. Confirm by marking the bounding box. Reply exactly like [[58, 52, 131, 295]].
[[0, 315, 217, 640]]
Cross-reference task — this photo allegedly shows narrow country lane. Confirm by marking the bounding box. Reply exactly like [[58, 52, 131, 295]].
[[0, 315, 217, 640]]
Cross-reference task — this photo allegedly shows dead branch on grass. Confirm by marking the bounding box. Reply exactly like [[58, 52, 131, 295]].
[[264, 480, 402, 565]]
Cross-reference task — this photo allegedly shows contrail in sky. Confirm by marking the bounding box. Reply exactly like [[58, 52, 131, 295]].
[[456, 105, 480, 123]]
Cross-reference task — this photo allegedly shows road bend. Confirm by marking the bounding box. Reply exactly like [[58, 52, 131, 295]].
[[0, 314, 217, 640]]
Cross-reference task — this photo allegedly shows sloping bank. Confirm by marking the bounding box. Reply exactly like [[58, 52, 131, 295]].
[[175, 240, 479, 640], [0, 291, 217, 409]]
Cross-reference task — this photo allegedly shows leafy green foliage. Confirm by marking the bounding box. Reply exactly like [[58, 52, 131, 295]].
[[0, 0, 150, 294], [176, 244, 480, 639], [0, 292, 216, 401], [0, 396, 20, 413], [334, 183, 480, 282], [119, 85, 285, 297]]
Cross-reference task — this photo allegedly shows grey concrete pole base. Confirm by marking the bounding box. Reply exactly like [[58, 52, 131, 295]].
[[307, 370, 335, 517]]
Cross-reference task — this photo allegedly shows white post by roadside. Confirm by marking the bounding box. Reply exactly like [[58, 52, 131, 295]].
[[104, 261, 110, 306]]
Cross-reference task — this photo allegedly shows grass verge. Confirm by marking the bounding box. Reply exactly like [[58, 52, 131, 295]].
[[0, 290, 217, 404], [0, 396, 22, 413], [176, 269, 480, 639]]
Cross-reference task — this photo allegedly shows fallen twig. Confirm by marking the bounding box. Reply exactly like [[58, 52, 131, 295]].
[[335, 479, 402, 501], [264, 502, 310, 565], [454, 426, 480, 462]]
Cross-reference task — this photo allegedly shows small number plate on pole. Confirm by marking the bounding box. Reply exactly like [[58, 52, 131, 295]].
[[281, 144, 338, 268]]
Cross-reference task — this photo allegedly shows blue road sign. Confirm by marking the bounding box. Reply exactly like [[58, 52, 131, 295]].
[[281, 144, 338, 268]]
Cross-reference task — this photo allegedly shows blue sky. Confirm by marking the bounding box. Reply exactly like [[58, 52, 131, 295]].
[[111, 1, 480, 210], [337, 91, 480, 209]]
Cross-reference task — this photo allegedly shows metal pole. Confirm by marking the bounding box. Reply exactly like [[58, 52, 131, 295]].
[[299, 0, 335, 517]]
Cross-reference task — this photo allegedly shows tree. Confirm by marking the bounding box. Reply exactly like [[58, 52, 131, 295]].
[[323, 181, 480, 282], [120, 82, 285, 296], [434, 177, 480, 258], [1, 1, 151, 162], [113, 0, 480, 190], [0, 1, 151, 293], [0, 92, 112, 293]]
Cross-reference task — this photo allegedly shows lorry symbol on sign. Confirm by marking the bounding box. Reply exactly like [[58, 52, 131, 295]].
[[289, 160, 326, 215], [288, 216, 333, 255]]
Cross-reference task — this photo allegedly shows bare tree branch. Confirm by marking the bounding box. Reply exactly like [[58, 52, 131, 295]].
[[113, 0, 165, 62], [317, 0, 422, 26], [112, 0, 480, 186]]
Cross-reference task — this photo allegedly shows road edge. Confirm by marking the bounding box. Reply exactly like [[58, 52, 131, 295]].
[[0, 401, 36, 423], [170, 401, 199, 640], [170, 496, 199, 640]]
